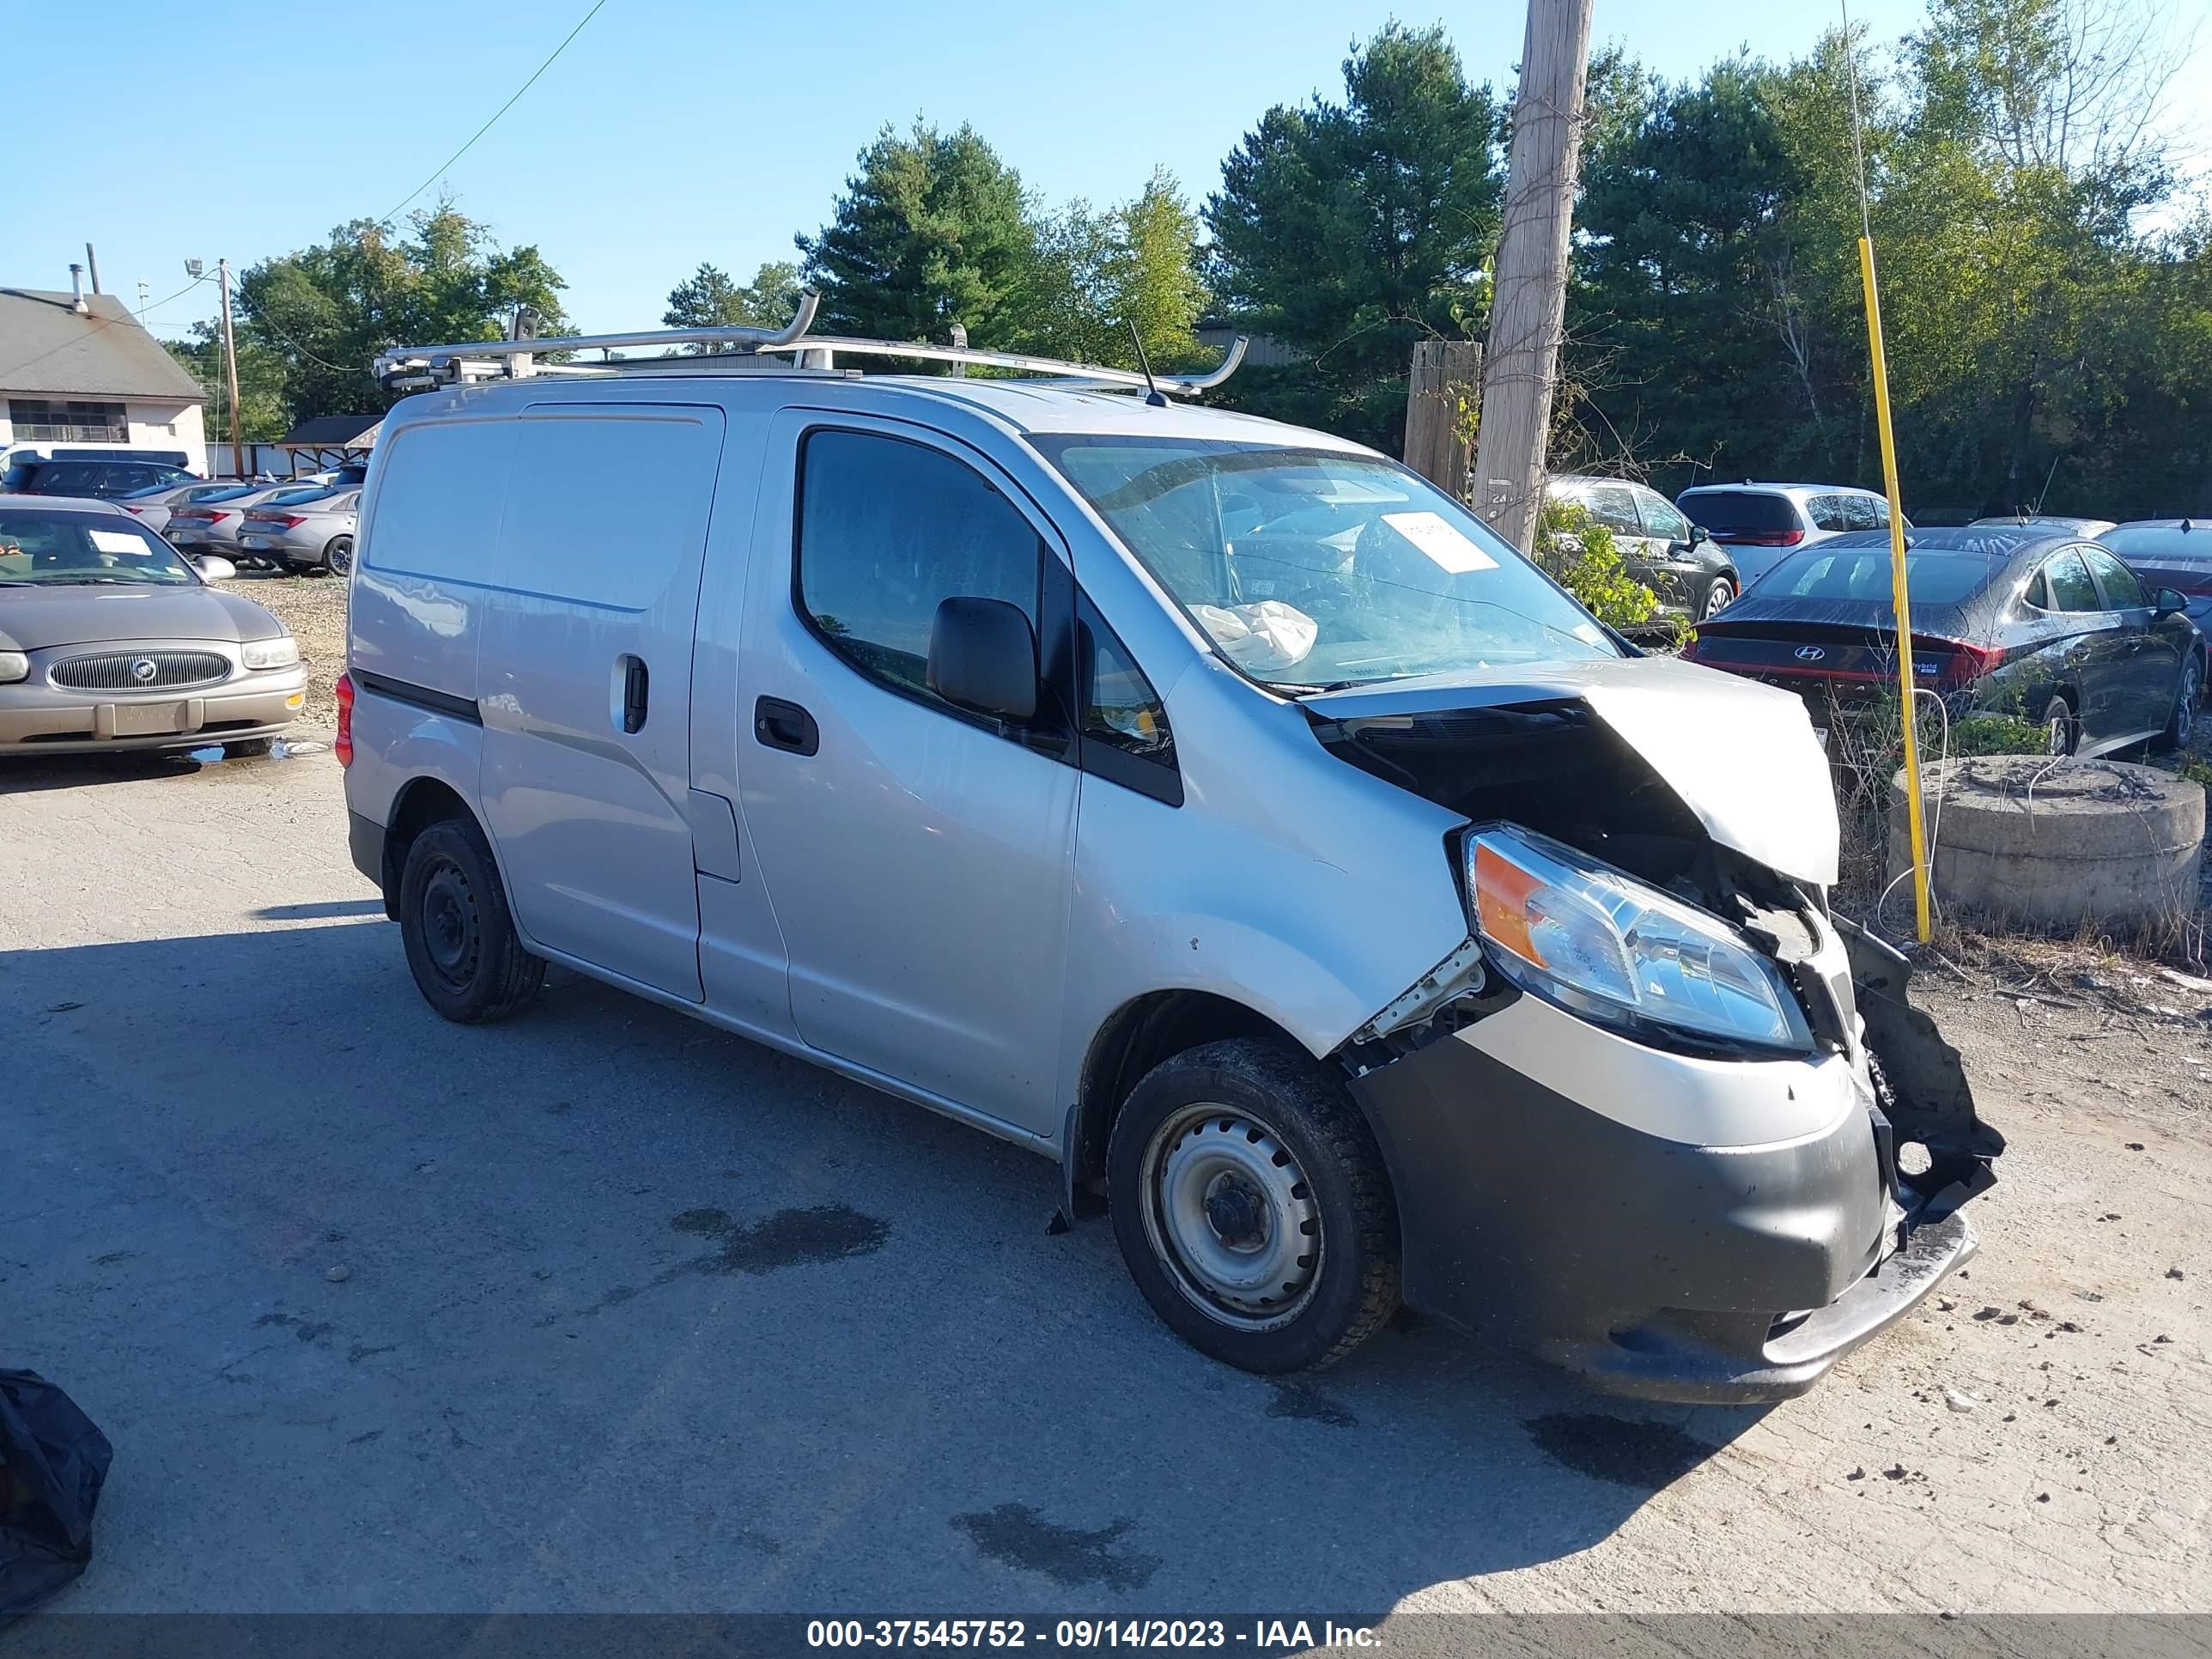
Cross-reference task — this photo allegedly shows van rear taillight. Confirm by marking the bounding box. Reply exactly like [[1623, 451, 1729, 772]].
[[1717, 529, 1805, 548], [334, 672, 355, 767]]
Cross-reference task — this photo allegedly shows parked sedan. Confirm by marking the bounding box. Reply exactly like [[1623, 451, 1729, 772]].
[[9, 457, 199, 500], [2101, 520, 2212, 629], [0, 497, 309, 757], [114, 479, 252, 536], [1682, 526, 2203, 757], [236, 489, 359, 574], [1547, 474, 1740, 621], [165, 483, 331, 556]]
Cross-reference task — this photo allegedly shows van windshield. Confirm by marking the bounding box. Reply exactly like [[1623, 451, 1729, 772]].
[[1029, 435, 1616, 689]]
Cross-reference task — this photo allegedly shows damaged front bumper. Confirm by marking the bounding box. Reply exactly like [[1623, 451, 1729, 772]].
[[1347, 926, 2000, 1404]]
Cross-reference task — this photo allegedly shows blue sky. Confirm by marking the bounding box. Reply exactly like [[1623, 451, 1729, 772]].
[[9, 0, 2205, 343]]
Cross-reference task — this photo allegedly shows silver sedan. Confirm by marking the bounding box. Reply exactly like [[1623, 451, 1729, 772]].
[[165, 483, 331, 556], [235, 488, 360, 574]]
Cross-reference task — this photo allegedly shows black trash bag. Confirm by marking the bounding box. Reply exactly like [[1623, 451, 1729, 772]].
[[0, 1370, 112, 1624]]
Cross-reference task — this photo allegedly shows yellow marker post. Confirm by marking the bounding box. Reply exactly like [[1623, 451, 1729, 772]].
[[1858, 236, 1932, 942]]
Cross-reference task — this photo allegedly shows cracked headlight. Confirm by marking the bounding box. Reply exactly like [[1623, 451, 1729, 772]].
[[240, 635, 298, 670], [1466, 823, 1811, 1054]]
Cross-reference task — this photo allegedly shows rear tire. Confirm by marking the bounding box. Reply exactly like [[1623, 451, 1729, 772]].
[[1107, 1038, 1400, 1374], [2154, 655, 2201, 752], [1698, 574, 1736, 619], [2039, 690, 2078, 757], [397, 817, 545, 1024], [325, 536, 353, 575]]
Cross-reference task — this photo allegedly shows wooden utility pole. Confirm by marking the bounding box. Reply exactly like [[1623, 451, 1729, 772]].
[[1473, 0, 1595, 551], [1403, 339, 1482, 498], [217, 258, 246, 480]]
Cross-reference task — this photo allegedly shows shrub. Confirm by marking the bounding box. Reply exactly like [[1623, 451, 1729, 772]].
[[1530, 498, 1662, 635]]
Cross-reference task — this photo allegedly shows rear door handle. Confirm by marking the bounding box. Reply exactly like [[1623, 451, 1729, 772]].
[[619, 654, 650, 733], [755, 696, 818, 756]]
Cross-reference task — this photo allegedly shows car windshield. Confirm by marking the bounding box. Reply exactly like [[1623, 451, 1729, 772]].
[[0, 511, 201, 586], [1029, 435, 1616, 689], [1762, 546, 2001, 605]]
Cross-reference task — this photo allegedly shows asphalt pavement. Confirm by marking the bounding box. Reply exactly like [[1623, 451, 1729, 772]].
[[3, 744, 2206, 1616]]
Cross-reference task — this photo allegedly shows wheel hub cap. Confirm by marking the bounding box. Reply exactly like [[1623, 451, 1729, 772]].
[[1144, 1109, 1321, 1329]]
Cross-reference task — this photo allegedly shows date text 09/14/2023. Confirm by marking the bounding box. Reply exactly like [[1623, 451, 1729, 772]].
[[805, 1619, 1383, 1650]]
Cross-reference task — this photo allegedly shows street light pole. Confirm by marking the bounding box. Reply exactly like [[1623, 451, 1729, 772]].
[[218, 258, 246, 480]]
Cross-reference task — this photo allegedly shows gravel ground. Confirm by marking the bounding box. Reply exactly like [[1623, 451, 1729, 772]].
[[229, 568, 348, 730], [0, 747, 2207, 1615]]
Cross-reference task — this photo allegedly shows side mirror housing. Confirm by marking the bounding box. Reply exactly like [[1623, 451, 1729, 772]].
[[927, 595, 1037, 721], [1688, 524, 1710, 547], [191, 555, 237, 581], [2154, 586, 2187, 618]]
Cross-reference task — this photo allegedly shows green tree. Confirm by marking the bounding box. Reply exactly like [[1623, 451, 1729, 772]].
[[798, 121, 1036, 345], [1205, 23, 1504, 449], [234, 203, 571, 423], [662, 258, 804, 342], [1021, 168, 1208, 369], [165, 327, 289, 444]]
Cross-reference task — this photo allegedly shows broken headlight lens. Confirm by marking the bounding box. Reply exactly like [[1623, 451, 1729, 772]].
[[1465, 823, 1811, 1054]]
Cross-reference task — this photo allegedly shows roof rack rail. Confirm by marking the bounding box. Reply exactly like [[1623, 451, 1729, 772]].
[[371, 294, 1247, 398]]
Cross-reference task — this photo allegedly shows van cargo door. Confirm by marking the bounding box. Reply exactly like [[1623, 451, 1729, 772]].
[[478, 404, 725, 1001]]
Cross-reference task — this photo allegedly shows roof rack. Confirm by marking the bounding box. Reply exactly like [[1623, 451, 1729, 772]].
[[372, 294, 1248, 398]]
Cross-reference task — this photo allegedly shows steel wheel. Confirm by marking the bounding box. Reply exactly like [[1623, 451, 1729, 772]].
[[1139, 1104, 1322, 1332], [416, 858, 482, 995]]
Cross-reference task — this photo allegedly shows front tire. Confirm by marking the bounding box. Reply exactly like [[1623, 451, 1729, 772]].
[[1107, 1038, 1400, 1374], [397, 817, 545, 1024]]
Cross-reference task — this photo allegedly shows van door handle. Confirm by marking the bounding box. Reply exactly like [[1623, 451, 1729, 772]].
[[755, 696, 818, 756], [619, 655, 649, 733]]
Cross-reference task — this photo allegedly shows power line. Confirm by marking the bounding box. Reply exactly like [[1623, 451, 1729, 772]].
[[374, 0, 611, 228]]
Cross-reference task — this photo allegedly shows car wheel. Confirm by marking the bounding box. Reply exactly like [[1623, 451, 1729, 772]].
[[397, 817, 546, 1024], [1699, 574, 1736, 619], [1107, 1037, 1400, 1374], [325, 537, 353, 575], [2039, 690, 2078, 757], [2155, 654, 2202, 752]]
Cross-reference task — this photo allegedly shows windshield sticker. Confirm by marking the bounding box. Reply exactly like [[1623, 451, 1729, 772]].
[[1382, 511, 1498, 574], [88, 529, 151, 556]]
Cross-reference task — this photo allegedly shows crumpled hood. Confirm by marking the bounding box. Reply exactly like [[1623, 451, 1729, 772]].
[[1300, 653, 1841, 885], [0, 585, 282, 653]]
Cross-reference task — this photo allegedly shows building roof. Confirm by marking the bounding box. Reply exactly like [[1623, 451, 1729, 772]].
[[0, 289, 207, 403], [279, 414, 382, 447]]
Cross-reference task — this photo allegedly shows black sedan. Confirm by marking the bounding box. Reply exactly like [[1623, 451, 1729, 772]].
[[1682, 526, 2205, 756]]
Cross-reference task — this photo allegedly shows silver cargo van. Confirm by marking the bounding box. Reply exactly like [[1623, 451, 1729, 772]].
[[339, 313, 2001, 1401]]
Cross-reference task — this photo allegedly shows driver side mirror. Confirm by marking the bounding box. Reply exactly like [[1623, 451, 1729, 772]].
[[2154, 586, 2187, 618], [1684, 523, 1709, 546], [927, 596, 1037, 721], [191, 554, 237, 581]]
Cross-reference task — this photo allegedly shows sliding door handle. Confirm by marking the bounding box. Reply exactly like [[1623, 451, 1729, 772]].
[[755, 696, 819, 756]]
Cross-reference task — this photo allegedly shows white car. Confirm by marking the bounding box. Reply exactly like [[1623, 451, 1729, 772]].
[[1676, 482, 1905, 587]]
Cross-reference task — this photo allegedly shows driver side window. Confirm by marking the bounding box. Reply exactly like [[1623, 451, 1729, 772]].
[[796, 428, 1044, 710]]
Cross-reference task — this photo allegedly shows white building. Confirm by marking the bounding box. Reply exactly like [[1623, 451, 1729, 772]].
[[0, 279, 210, 472]]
